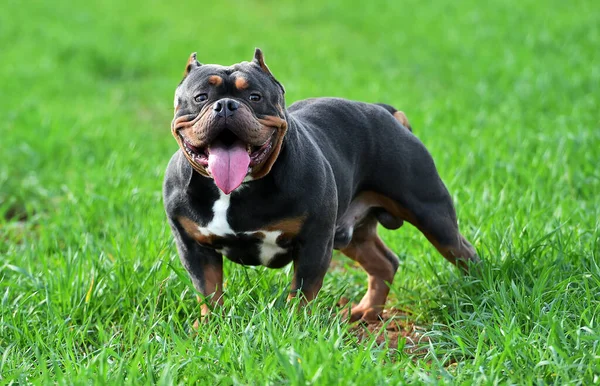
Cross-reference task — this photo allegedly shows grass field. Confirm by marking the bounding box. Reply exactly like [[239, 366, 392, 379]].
[[1, 0, 599, 384]]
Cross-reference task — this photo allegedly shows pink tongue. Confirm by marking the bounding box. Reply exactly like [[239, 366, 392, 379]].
[[208, 140, 250, 194]]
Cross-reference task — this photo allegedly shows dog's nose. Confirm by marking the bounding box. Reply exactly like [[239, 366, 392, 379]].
[[213, 98, 239, 118]]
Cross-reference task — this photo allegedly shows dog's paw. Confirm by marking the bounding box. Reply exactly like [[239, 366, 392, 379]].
[[341, 304, 384, 324]]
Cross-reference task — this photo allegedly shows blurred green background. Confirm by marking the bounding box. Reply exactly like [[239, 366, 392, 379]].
[[1, 0, 599, 384]]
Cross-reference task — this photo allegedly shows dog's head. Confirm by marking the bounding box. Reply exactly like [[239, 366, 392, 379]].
[[172, 49, 287, 194]]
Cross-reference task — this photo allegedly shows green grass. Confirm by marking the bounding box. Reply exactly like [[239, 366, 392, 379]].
[[1, 0, 599, 384]]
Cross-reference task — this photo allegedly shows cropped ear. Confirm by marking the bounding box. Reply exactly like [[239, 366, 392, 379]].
[[252, 48, 273, 76], [183, 52, 201, 77], [252, 48, 285, 94]]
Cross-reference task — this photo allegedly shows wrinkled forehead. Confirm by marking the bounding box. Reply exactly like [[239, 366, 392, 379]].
[[179, 62, 266, 92]]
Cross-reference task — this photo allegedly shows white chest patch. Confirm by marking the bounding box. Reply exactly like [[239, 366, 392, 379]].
[[199, 191, 234, 237], [197, 191, 289, 266], [257, 230, 288, 265]]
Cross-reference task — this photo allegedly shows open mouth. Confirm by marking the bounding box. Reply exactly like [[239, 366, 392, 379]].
[[179, 129, 276, 194], [180, 129, 274, 168]]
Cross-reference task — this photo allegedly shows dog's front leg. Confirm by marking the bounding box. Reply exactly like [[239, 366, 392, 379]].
[[288, 235, 334, 304], [169, 219, 224, 321]]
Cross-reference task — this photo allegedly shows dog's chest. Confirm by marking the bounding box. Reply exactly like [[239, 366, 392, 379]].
[[179, 191, 302, 267]]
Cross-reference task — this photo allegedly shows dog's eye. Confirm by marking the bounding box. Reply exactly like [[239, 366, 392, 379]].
[[194, 93, 208, 103], [249, 93, 261, 102]]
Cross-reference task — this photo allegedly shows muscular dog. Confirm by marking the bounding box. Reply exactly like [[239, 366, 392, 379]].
[[163, 49, 480, 322]]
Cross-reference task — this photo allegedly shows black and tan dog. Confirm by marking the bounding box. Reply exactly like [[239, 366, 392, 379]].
[[163, 49, 480, 322]]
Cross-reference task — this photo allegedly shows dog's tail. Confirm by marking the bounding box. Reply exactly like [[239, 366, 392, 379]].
[[374, 103, 413, 132]]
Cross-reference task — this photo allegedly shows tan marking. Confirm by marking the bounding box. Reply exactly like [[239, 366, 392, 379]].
[[252, 114, 288, 179], [171, 112, 211, 178], [264, 216, 306, 238], [393, 111, 412, 132], [208, 75, 223, 86], [234, 77, 249, 90], [178, 217, 218, 245], [339, 215, 397, 322], [199, 263, 224, 318], [419, 231, 479, 272]]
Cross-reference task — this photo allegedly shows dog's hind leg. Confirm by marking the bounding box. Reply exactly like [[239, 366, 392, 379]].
[[407, 198, 479, 272], [378, 167, 480, 272], [339, 213, 400, 322], [365, 118, 480, 272]]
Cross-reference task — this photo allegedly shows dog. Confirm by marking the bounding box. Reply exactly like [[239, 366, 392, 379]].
[[163, 49, 480, 322]]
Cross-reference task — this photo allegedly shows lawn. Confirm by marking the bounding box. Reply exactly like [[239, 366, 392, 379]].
[[1, 0, 599, 384]]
